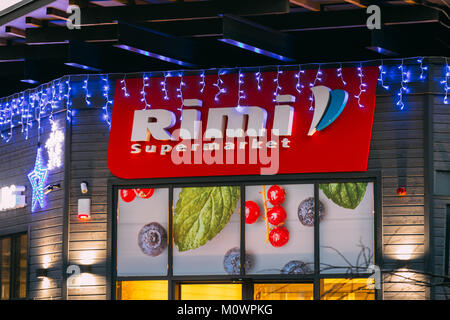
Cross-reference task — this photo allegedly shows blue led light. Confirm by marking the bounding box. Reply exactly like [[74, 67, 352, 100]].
[[161, 72, 169, 101], [273, 66, 283, 103], [27, 148, 48, 212], [417, 57, 428, 80], [213, 70, 226, 101], [199, 70, 206, 93], [337, 63, 347, 86], [255, 68, 262, 91], [218, 39, 295, 62], [295, 66, 304, 94], [378, 62, 390, 90], [64, 62, 101, 72], [120, 75, 130, 98], [101, 75, 112, 128], [309, 65, 323, 111], [440, 58, 449, 105], [354, 63, 367, 108], [140, 73, 151, 109], [236, 68, 246, 111], [176, 73, 186, 119], [396, 60, 409, 110], [20, 79, 39, 85], [113, 44, 196, 67], [82, 75, 91, 106]]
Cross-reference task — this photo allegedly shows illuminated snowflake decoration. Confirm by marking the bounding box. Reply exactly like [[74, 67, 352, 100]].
[[28, 148, 48, 212], [45, 121, 64, 170]]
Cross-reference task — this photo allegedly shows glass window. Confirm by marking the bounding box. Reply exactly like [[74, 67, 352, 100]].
[[320, 278, 375, 300], [245, 184, 314, 275], [179, 284, 242, 300], [114, 179, 377, 300], [254, 283, 313, 300], [0, 237, 11, 300], [117, 188, 169, 276], [319, 182, 374, 274], [117, 280, 168, 300], [0, 233, 27, 300], [13, 234, 27, 299], [172, 186, 241, 275]]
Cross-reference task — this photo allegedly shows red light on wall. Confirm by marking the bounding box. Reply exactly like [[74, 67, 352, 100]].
[[78, 213, 90, 220], [78, 199, 91, 220], [397, 187, 407, 196]]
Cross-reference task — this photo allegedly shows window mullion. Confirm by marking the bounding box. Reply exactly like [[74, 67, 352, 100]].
[[313, 183, 320, 300]]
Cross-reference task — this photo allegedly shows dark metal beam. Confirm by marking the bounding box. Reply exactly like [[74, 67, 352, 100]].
[[139, 5, 445, 38], [248, 5, 444, 32], [46, 7, 71, 21], [25, 16, 59, 28], [289, 0, 320, 11], [79, 0, 290, 25], [219, 14, 296, 62], [5, 26, 26, 38], [113, 22, 199, 67], [65, 40, 103, 71], [26, 24, 118, 44]]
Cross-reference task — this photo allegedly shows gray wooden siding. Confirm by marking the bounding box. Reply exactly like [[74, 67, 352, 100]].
[[67, 106, 112, 300], [2, 59, 446, 300], [431, 62, 450, 300], [369, 92, 426, 300], [0, 112, 66, 300]]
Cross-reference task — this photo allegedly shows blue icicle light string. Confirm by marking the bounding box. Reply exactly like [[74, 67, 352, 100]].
[[0, 57, 447, 143]]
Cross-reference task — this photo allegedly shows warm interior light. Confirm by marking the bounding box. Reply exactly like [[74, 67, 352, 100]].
[[78, 214, 89, 220], [254, 283, 314, 300], [118, 281, 169, 300], [321, 278, 375, 300], [180, 284, 242, 300]]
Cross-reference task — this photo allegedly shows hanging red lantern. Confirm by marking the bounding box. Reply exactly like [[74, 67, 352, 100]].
[[136, 188, 154, 199], [120, 189, 137, 202]]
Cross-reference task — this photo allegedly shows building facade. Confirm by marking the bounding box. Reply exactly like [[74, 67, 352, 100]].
[[0, 57, 449, 300]]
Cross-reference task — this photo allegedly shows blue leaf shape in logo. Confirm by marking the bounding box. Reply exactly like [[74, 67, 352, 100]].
[[316, 89, 348, 132]]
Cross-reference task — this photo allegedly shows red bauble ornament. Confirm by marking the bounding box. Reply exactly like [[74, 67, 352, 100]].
[[397, 187, 407, 196], [120, 189, 137, 202], [136, 188, 155, 199], [267, 206, 287, 226], [267, 185, 286, 205], [269, 226, 290, 247], [245, 201, 261, 224]]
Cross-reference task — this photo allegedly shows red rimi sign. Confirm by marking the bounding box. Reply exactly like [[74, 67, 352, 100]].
[[107, 67, 378, 179]]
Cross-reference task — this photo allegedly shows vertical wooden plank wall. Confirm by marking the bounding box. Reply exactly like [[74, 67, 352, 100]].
[[0, 112, 66, 300], [369, 70, 426, 300], [431, 61, 450, 300], [66, 80, 113, 300]]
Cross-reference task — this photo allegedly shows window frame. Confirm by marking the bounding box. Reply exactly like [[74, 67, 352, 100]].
[[108, 171, 382, 300], [0, 231, 29, 300]]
